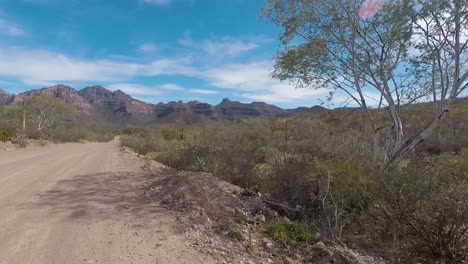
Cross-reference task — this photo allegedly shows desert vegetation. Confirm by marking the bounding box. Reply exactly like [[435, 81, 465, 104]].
[[121, 103, 468, 262], [1, 0, 466, 262], [0, 94, 115, 145]]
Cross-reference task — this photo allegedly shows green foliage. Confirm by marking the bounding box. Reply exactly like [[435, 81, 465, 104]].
[[1, 95, 116, 143], [119, 111, 468, 261], [120, 134, 159, 155], [371, 154, 468, 262], [160, 127, 185, 141], [264, 218, 316, 246], [122, 126, 152, 137], [24, 94, 75, 139], [53, 125, 115, 143], [0, 106, 23, 135]]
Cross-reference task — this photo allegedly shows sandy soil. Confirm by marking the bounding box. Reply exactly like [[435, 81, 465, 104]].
[[0, 139, 215, 264]]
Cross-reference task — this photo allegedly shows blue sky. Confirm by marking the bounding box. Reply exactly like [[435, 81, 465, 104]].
[[0, 0, 328, 108]]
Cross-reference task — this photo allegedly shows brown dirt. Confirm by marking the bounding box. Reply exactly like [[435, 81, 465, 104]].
[[0, 139, 215, 264], [143, 160, 388, 264]]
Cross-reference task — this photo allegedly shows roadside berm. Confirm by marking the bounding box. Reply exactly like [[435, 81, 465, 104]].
[[141, 152, 386, 264]]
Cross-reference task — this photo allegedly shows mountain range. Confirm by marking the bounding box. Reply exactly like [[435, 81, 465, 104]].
[[0, 85, 328, 126]]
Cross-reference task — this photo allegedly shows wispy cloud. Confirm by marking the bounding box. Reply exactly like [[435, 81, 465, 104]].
[[107, 83, 162, 96], [0, 46, 195, 85], [189, 89, 219, 95], [201, 37, 260, 57], [159, 83, 185, 91], [179, 32, 270, 57], [200, 61, 327, 103], [107, 83, 187, 97], [0, 19, 26, 36], [138, 43, 159, 53], [0, 43, 326, 105]]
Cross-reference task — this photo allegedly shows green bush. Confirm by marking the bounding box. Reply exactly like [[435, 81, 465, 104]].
[[122, 126, 152, 137], [51, 123, 116, 143], [121, 134, 158, 155], [264, 218, 316, 246], [259, 148, 316, 207], [371, 154, 468, 262], [160, 127, 185, 141], [118, 115, 468, 262]]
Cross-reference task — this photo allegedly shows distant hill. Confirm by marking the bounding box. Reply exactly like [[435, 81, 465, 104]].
[[0, 89, 14, 106], [0, 84, 328, 126]]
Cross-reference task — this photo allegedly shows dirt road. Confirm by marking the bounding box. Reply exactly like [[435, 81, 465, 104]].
[[0, 140, 215, 264]]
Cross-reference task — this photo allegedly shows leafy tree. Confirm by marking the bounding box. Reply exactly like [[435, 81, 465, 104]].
[[262, 0, 468, 170], [23, 95, 75, 139]]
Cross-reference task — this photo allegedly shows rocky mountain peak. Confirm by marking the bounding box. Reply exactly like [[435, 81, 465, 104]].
[[79, 86, 113, 101], [0, 88, 10, 95], [1, 84, 329, 125], [112, 90, 133, 101], [0, 88, 14, 106], [220, 98, 231, 104]]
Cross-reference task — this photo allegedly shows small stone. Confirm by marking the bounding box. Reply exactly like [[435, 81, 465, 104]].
[[254, 214, 266, 223], [314, 241, 333, 256]]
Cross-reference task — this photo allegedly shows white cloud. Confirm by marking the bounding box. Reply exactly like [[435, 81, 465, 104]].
[[140, 0, 172, 6], [159, 83, 185, 91], [189, 89, 219, 95], [0, 19, 26, 36], [144, 57, 197, 76], [179, 32, 270, 57], [200, 61, 328, 103], [0, 45, 330, 105], [201, 37, 260, 57], [201, 61, 272, 91], [107, 83, 187, 98], [107, 83, 162, 96], [241, 87, 328, 103], [138, 43, 159, 53], [0, 46, 195, 85]]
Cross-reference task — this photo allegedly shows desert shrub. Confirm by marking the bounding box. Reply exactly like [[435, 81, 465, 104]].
[[256, 148, 378, 240], [0, 106, 23, 135], [122, 126, 152, 137], [264, 218, 316, 246], [156, 143, 211, 169], [51, 123, 116, 143], [214, 144, 260, 188], [84, 131, 115, 142], [160, 127, 185, 141], [37, 139, 48, 146], [118, 114, 468, 262], [259, 148, 316, 206], [121, 134, 158, 155], [13, 136, 28, 148], [371, 154, 468, 262], [0, 129, 11, 142], [310, 158, 378, 240]]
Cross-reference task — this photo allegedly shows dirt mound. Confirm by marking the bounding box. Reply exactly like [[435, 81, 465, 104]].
[[144, 162, 283, 263], [149, 170, 275, 225], [0, 139, 50, 152], [143, 160, 387, 264], [0, 141, 16, 152]]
